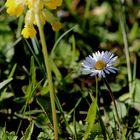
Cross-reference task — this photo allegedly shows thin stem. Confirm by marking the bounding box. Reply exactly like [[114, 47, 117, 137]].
[[73, 110, 78, 140], [89, 77, 98, 103], [35, 8, 58, 140], [103, 78, 121, 126], [97, 109, 108, 140], [95, 77, 107, 140], [16, 102, 28, 135], [118, 0, 132, 96], [95, 76, 98, 99], [84, 0, 91, 18]]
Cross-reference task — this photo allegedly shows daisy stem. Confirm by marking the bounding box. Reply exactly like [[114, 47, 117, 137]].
[[95, 76, 98, 99], [35, 5, 58, 140], [103, 78, 121, 127]]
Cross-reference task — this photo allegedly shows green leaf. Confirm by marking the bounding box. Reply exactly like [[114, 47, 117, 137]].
[[0, 127, 7, 140], [0, 64, 17, 101], [129, 22, 139, 42], [25, 39, 45, 75], [20, 121, 34, 140], [8, 64, 17, 79], [0, 92, 14, 102], [83, 98, 97, 140], [30, 56, 36, 87], [6, 131, 18, 140], [37, 129, 54, 140], [36, 97, 52, 121], [134, 79, 140, 103], [24, 56, 40, 103], [40, 85, 49, 95], [112, 101, 127, 119], [134, 132, 140, 139], [51, 25, 78, 54], [50, 58, 62, 82], [0, 127, 17, 140], [0, 78, 13, 90]]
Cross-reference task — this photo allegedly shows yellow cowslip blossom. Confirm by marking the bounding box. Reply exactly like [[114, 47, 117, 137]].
[[26, 0, 44, 10], [39, 10, 48, 26], [51, 21, 61, 31], [5, 0, 63, 38], [5, 0, 25, 16], [45, 0, 62, 9], [41, 9, 61, 31], [42, 9, 55, 23], [24, 9, 35, 25], [26, 0, 34, 9], [21, 25, 36, 38]]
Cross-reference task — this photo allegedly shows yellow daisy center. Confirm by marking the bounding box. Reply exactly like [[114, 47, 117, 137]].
[[95, 60, 106, 70]]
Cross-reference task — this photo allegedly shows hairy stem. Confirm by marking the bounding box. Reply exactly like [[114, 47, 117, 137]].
[[35, 6, 58, 140]]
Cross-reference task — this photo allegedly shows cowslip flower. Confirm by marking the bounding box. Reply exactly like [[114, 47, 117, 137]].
[[5, 0, 25, 17], [5, 0, 63, 39], [21, 25, 36, 38], [45, 0, 62, 9], [41, 9, 62, 31], [82, 51, 118, 78], [51, 21, 62, 31]]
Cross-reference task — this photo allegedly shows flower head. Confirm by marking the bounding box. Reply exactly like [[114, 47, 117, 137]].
[[51, 21, 61, 31], [5, 0, 63, 38], [21, 25, 36, 38], [82, 51, 118, 78], [45, 0, 62, 9], [5, 0, 24, 16]]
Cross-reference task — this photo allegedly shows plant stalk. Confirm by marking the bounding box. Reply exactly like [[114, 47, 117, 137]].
[[103, 78, 121, 127], [118, 0, 132, 96], [35, 11, 58, 140]]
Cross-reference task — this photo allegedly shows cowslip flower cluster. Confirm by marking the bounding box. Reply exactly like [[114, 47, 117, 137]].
[[5, 0, 62, 38], [82, 51, 118, 78]]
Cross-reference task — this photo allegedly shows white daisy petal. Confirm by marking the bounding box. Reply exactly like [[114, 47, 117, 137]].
[[110, 56, 118, 63], [82, 61, 92, 68], [107, 67, 117, 73], [98, 72, 102, 78], [109, 67, 118, 71], [82, 69, 91, 73], [104, 69, 110, 74], [101, 71, 105, 77], [90, 72, 96, 77]]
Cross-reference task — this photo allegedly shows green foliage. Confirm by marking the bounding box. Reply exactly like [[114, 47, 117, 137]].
[[134, 79, 140, 103], [0, 64, 17, 101], [37, 126, 54, 140], [83, 98, 97, 140], [0, 78, 13, 91], [20, 121, 34, 140], [0, 127, 17, 140], [1, 0, 140, 139]]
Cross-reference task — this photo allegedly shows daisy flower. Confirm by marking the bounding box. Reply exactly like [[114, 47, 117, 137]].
[[82, 51, 118, 78]]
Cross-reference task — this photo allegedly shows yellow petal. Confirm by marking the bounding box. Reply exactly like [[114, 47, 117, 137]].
[[5, 0, 14, 7], [46, 0, 62, 9], [5, 0, 24, 16], [51, 21, 61, 32], [21, 26, 36, 38]]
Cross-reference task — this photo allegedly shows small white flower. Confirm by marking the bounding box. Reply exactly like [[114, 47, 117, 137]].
[[82, 51, 118, 78]]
